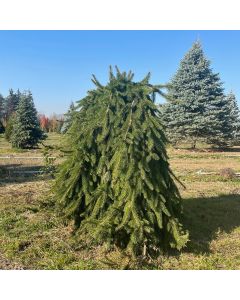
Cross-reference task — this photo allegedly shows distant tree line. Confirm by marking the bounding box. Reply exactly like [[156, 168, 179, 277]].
[[38, 113, 65, 133], [38, 101, 77, 134], [160, 41, 240, 148]]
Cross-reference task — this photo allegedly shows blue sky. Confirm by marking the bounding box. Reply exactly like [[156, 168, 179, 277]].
[[0, 30, 239, 115]]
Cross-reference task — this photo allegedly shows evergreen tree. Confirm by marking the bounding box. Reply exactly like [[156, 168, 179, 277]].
[[0, 94, 4, 119], [0, 94, 5, 133], [5, 115, 15, 141], [161, 41, 231, 148], [54, 68, 188, 256], [61, 102, 77, 133], [5, 89, 21, 121], [225, 92, 240, 145], [10, 91, 46, 148], [56, 117, 64, 133]]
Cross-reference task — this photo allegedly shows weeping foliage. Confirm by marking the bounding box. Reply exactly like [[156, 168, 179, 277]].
[[54, 67, 188, 255]]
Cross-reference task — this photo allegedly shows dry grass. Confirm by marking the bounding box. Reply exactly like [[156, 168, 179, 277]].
[[0, 133, 240, 269]]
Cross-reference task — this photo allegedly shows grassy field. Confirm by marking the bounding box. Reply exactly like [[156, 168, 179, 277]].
[[0, 133, 240, 270]]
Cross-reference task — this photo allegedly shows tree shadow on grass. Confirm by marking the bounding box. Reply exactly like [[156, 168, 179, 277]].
[[181, 194, 240, 254], [0, 164, 51, 185]]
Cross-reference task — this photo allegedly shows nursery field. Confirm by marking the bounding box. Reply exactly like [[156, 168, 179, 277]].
[[0, 133, 240, 270]]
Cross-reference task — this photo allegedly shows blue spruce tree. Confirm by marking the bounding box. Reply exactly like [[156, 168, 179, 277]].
[[161, 41, 232, 148], [225, 91, 240, 145], [61, 101, 77, 134]]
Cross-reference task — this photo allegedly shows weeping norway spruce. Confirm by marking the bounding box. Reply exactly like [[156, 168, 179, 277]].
[[54, 67, 188, 255]]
